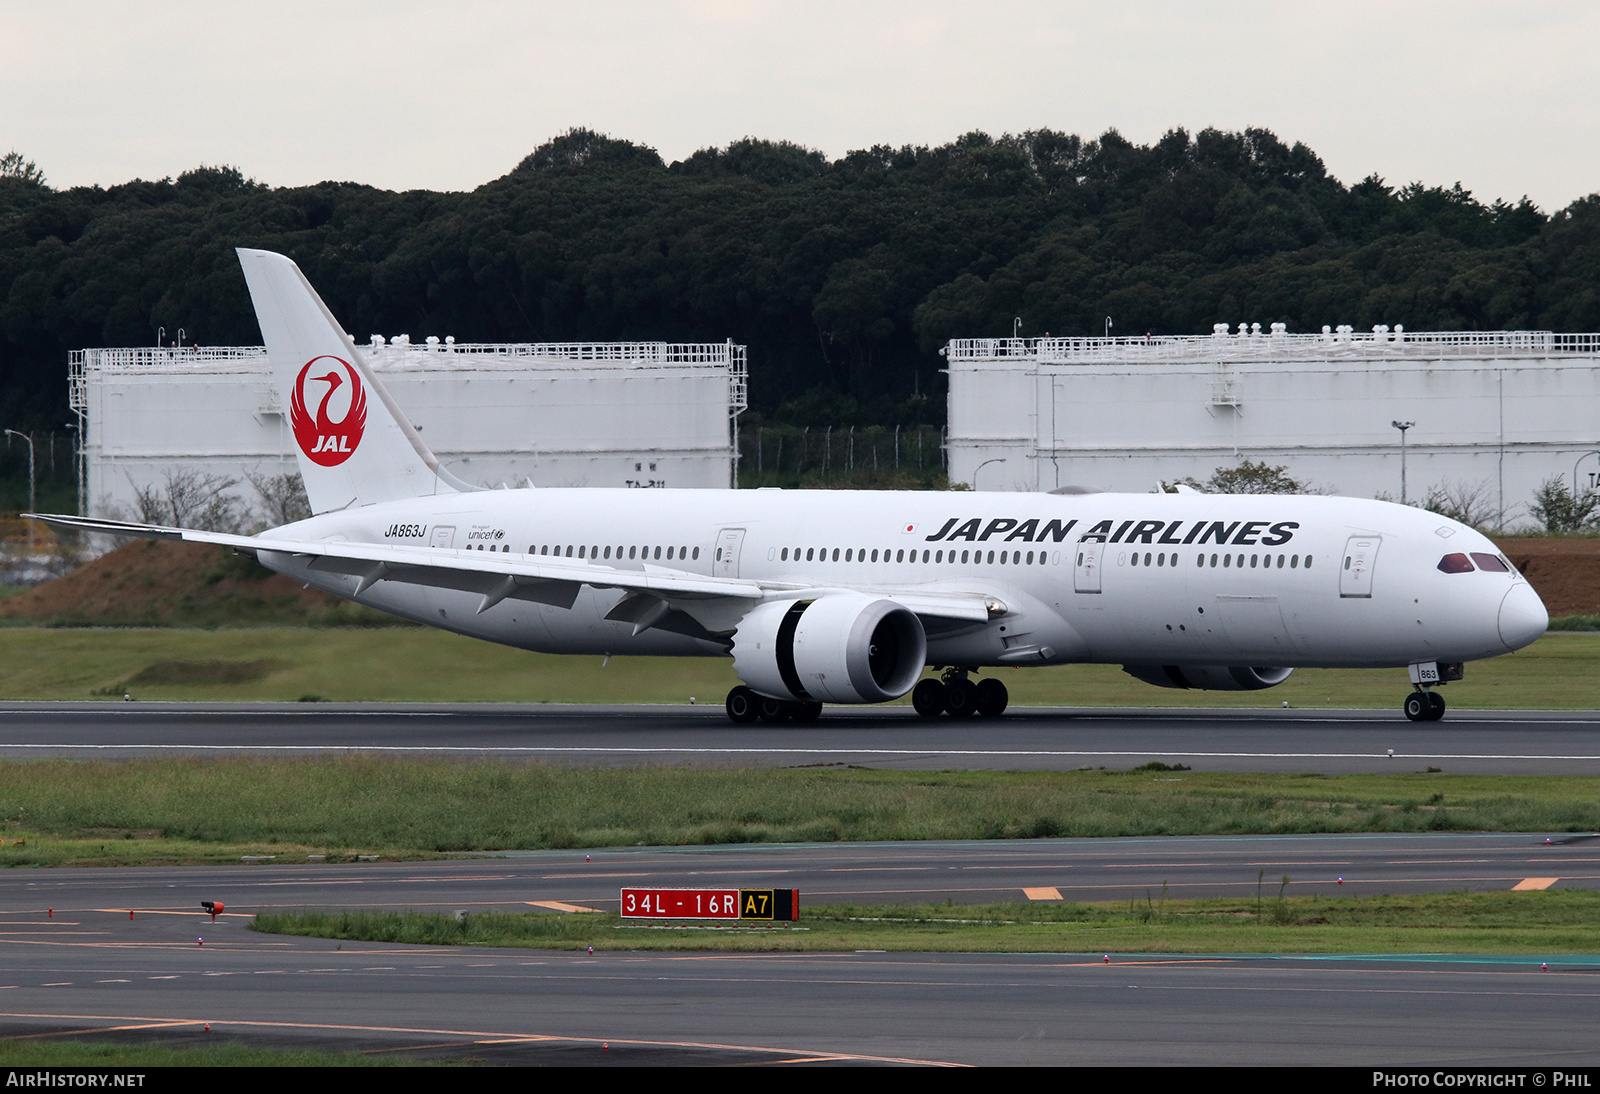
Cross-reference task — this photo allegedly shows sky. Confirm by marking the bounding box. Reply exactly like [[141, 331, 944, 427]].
[[2, 0, 1597, 211]]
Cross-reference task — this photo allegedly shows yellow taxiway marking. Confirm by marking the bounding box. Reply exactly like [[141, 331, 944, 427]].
[[539, 872, 653, 880], [0, 1011, 967, 1067], [90, 909, 251, 919], [5, 1020, 198, 1041], [361, 1040, 486, 1055], [1022, 887, 1063, 901], [527, 900, 600, 913], [1511, 877, 1560, 890]]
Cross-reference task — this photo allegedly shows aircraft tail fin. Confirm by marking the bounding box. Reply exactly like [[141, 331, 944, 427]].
[[236, 247, 478, 515]]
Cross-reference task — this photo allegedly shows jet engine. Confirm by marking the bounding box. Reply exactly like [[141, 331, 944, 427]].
[[731, 596, 927, 704], [1121, 664, 1295, 691]]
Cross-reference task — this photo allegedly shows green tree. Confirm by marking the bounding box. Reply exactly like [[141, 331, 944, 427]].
[[1202, 460, 1307, 494], [0, 149, 44, 185], [1528, 476, 1600, 533]]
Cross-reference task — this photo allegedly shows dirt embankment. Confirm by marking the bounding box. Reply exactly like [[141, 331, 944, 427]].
[[1492, 538, 1600, 618], [0, 538, 376, 626]]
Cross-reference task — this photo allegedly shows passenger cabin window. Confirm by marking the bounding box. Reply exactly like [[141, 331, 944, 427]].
[[1438, 553, 1475, 573]]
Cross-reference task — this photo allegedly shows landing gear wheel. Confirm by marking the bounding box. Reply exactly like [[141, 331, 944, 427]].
[[944, 677, 979, 717], [757, 695, 791, 724], [975, 678, 1009, 717], [1427, 691, 1446, 721], [1403, 692, 1429, 722], [726, 686, 760, 724], [791, 701, 823, 723], [912, 679, 947, 717]]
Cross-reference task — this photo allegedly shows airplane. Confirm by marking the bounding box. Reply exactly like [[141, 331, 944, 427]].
[[31, 249, 1549, 724]]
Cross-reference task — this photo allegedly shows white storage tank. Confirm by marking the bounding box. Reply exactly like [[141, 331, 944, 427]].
[[945, 327, 1600, 527], [72, 338, 747, 526]]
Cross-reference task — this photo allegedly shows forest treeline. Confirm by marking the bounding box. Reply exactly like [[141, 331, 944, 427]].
[[1, 126, 1598, 433]]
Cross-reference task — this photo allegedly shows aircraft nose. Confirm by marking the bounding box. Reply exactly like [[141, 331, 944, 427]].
[[1498, 582, 1549, 651]]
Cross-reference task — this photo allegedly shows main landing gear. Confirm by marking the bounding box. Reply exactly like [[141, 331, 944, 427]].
[[1403, 689, 1446, 723], [912, 668, 1009, 718], [725, 686, 822, 725]]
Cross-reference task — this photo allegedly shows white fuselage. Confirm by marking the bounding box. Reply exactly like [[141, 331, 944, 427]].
[[257, 488, 1546, 671]]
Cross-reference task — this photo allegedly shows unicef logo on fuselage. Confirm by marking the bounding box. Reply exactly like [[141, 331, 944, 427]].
[[290, 356, 368, 467]]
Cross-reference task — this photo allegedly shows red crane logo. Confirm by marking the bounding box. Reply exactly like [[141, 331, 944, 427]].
[[290, 356, 367, 467]]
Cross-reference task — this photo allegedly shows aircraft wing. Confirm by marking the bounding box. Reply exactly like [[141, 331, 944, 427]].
[[27, 514, 997, 624]]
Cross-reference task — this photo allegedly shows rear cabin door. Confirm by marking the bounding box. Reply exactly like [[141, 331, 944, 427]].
[[715, 527, 746, 578], [1339, 535, 1380, 598], [430, 525, 456, 550]]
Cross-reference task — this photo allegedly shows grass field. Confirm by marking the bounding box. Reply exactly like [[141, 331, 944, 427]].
[[0, 759, 1596, 864], [0, 626, 1594, 708], [253, 890, 1600, 956]]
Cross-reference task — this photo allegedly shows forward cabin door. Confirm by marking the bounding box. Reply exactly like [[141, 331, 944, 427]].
[[715, 527, 746, 578], [1074, 539, 1104, 593], [1339, 535, 1380, 598]]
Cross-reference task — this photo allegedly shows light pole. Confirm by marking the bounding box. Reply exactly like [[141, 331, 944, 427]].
[[1392, 421, 1414, 504], [5, 429, 35, 550], [63, 422, 83, 517], [971, 457, 1006, 491]]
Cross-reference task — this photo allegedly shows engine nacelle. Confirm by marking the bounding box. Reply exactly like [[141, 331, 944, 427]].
[[1122, 664, 1295, 691], [732, 595, 927, 704]]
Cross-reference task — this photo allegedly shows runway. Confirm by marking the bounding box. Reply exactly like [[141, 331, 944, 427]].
[[3, 701, 1600, 773], [3, 836, 1599, 1066]]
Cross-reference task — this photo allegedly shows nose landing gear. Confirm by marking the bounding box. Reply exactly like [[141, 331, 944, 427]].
[[1403, 689, 1446, 722], [1403, 661, 1460, 722]]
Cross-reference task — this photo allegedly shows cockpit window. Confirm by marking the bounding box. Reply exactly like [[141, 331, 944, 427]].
[[1470, 552, 1510, 573], [1437, 553, 1475, 573]]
